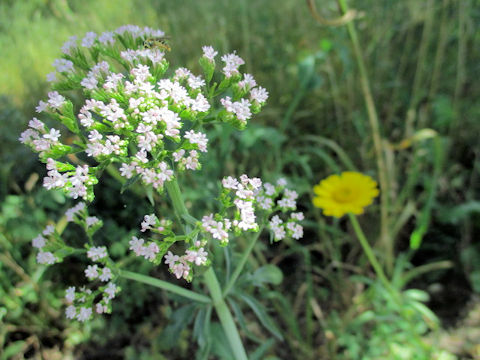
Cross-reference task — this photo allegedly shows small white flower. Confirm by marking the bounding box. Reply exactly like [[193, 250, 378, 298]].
[[82, 31, 97, 48], [250, 87, 269, 103], [291, 212, 305, 221], [46, 72, 57, 83], [77, 307, 92, 322], [129, 236, 144, 256], [43, 129, 61, 142], [65, 286, 76, 303], [104, 282, 117, 300], [32, 235, 46, 249], [99, 31, 115, 45], [36, 100, 48, 113], [65, 305, 76, 319], [221, 52, 245, 78], [37, 251, 56, 265], [86, 216, 100, 227], [61, 36, 77, 55], [202, 46, 218, 61], [47, 91, 66, 110], [141, 214, 157, 232], [95, 302, 108, 314], [222, 176, 239, 189], [87, 246, 107, 261], [143, 242, 159, 261], [53, 59, 74, 73], [238, 73, 256, 89], [85, 264, 99, 280], [99, 267, 112, 282], [164, 251, 179, 268], [28, 117, 45, 131]]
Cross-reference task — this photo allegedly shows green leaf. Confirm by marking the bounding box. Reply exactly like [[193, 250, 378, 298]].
[[297, 55, 315, 89], [145, 186, 154, 206], [2, 341, 26, 360], [227, 298, 262, 343], [403, 289, 430, 302], [236, 293, 283, 340], [193, 306, 211, 347], [250, 338, 275, 360], [158, 303, 197, 350], [120, 173, 141, 194], [40, 144, 73, 161], [199, 57, 215, 83], [209, 322, 236, 360], [251, 265, 283, 287]]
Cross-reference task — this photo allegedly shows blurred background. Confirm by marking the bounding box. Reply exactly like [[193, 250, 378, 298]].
[[1, 0, 479, 359]]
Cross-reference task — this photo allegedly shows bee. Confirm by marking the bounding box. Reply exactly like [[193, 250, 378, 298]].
[[143, 36, 171, 52]]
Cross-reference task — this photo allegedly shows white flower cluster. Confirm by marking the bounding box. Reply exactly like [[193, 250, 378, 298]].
[[43, 159, 97, 200], [269, 213, 304, 241], [64, 280, 119, 322], [64, 236, 118, 322], [32, 203, 104, 268], [65, 202, 86, 221], [33, 224, 57, 265], [76, 61, 213, 190], [254, 179, 304, 242], [201, 176, 304, 244], [129, 214, 173, 262], [129, 214, 208, 281], [164, 242, 208, 281], [19, 115, 62, 156], [201, 174, 262, 245], [59, 25, 163, 57], [22, 26, 269, 202], [129, 236, 160, 261]]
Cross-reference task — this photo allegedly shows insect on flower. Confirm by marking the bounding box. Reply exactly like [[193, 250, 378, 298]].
[[143, 36, 171, 52]]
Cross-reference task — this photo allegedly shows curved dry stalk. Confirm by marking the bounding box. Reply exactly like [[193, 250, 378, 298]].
[[306, 0, 358, 27]]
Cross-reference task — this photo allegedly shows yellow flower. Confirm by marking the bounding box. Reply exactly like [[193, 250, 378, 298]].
[[313, 172, 379, 218]]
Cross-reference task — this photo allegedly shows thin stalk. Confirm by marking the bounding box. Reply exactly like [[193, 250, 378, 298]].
[[404, 0, 434, 137], [348, 213, 392, 293], [119, 270, 211, 304], [165, 179, 189, 229], [337, 0, 392, 273], [165, 178, 248, 360], [451, 0, 468, 135], [204, 267, 249, 360], [223, 226, 264, 297]]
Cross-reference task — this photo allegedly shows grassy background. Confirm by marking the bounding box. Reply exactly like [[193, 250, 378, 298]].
[[1, 0, 479, 359]]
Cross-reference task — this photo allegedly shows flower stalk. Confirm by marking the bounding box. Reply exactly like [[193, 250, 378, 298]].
[[223, 225, 264, 297], [165, 177, 248, 360], [348, 213, 392, 292], [337, 0, 392, 273]]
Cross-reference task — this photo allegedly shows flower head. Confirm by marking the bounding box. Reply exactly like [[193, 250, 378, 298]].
[[313, 172, 379, 218]]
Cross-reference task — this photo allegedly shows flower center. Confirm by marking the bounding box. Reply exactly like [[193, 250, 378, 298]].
[[332, 187, 356, 203]]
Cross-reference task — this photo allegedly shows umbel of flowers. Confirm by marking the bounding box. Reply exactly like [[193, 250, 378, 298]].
[[20, 25, 268, 201], [22, 25, 302, 325]]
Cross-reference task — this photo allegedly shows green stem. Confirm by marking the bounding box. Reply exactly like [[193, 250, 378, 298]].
[[165, 177, 248, 360], [348, 213, 392, 292], [165, 180, 190, 230], [223, 226, 264, 297], [119, 270, 211, 304], [204, 267, 249, 360], [337, 0, 392, 274]]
